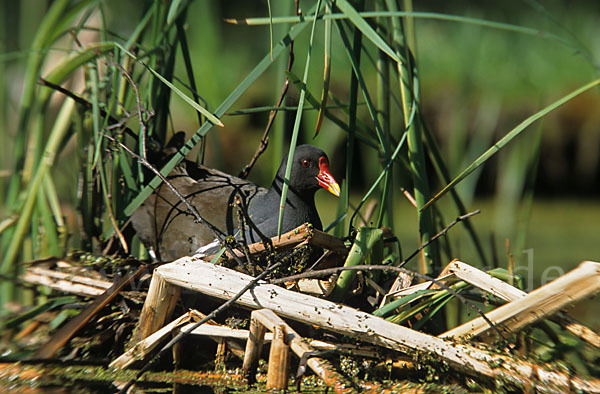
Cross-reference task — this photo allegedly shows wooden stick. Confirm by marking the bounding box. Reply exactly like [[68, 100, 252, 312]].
[[15, 321, 42, 340], [242, 312, 267, 380], [442, 260, 527, 300], [442, 260, 600, 340], [183, 323, 272, 341], [180, 323, 380, 358], [21, 272, 103, 296], [204, 223, 348, 262], [266, 325, 290, 390], [112, 311, 249, 369], [214, 338, 227, 370], [180, 310, 247, 359]]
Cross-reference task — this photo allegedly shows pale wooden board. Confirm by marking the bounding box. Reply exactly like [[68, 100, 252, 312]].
[[443, 261, 600, 339]]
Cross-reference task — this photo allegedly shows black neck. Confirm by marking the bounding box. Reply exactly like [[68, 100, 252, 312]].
[[269, 175, 316, 206]]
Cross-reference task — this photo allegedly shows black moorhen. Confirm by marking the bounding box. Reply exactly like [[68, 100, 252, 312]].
[[131, 144, 340, 260]]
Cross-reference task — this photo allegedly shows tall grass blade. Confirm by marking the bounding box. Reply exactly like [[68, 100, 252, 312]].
[[421, 118, 489, 266], [314, 2, 332, 137], [167, 0, 185, 25], [373, 289, 433, 317], [335, 20, 386, 149], [43, 174, 66, 250], [350, 127, 409, 228], [125, 5, 155, 50], [277, 0, 323, 237], [330, 0, 402, 65], [285, 71, 378, 148], [329, 227, 384, 302], [386, 0, 436, 274], [267, 0, 274, 60], [5, 0, 76, 210], [333, 4, 363, 237], [230, 11, 571, 47], [176, 18, 205, 128], [376, 3, 392, 230], [422, 78, 600, 210], [146, 61, 223, 127], [1, 98, 76, 280]]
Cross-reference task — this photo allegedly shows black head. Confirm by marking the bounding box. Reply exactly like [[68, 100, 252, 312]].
[[275, 145, 340, 197]]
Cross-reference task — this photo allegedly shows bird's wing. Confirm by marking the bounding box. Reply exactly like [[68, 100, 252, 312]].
[[132, 161, 266, 260]]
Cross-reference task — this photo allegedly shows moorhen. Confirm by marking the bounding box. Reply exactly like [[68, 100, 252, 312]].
[[131, 144, 340, 260]]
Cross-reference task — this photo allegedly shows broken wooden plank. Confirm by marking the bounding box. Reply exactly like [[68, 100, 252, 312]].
[[112, 310, 250, 369], [251, 309, 354, 394], [179, 323, 380, 358], [33, 264, 152, 359], [110, 311, 195, 369], [22, 266, 112, 296], [183, 323, 273, 342], [25, 266, 112, 289], [444, 260, 600, 347], [442, 260, 600, 340], [444, 260, 526, 300], [131, 266, 180, 344], [265, 324, 290, 390], [242, 310, 267, 381], [140, 258, 600, 392], [204, 223, 348, 262]]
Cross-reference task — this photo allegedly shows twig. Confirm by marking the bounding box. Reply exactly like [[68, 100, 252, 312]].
[[397, 210, 480, 269], [38, 78, 138, 140], [233, 195, 275, 273], [115, 63, 149, 159], [234, 197, 258, 275], [235, 195, 275, 247]]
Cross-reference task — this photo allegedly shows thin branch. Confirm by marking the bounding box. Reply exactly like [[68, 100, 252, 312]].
[[234, 196, 258, 275], [233, 194, 275, 271], [38, 78, 138, 140], [115, 63, 149, 159], [397, 210, 480, 269]]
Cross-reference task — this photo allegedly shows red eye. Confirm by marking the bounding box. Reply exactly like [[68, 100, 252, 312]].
[[302, 160, 310, 168]]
